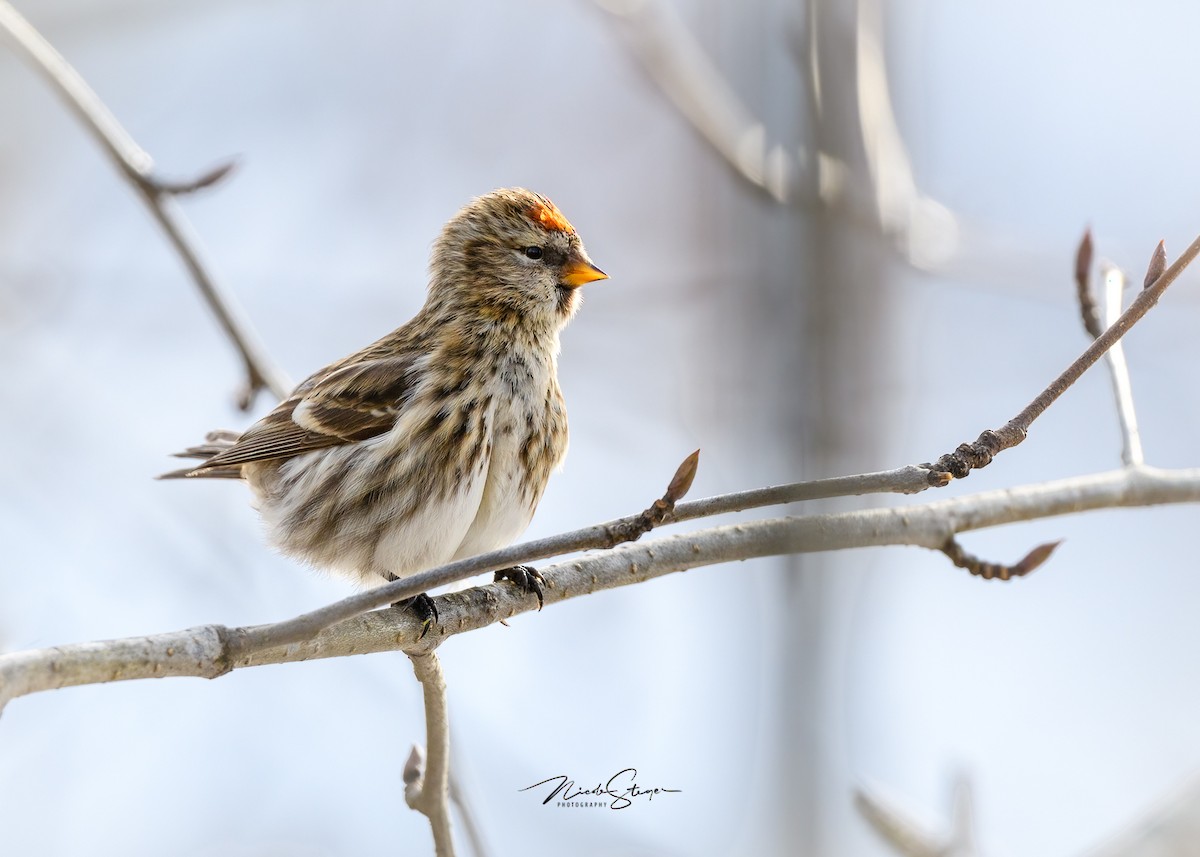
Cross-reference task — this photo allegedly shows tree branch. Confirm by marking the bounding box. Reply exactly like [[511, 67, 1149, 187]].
[[213, 453, 952, 659], [856, 774, 978, 857], [2, 213, 1195, 707], [593, 0, 956, 268], [6, 464, 1200, 713], [210, 241, 1200, 654], [591, 0, 796, 202], [0, 0, 291, 408], [1099, 262, 1144, 466], [927, 232, 1200, 479], [448, 768, 489, 857], [405, 654, 455, 857], [1074, 229, 1145, 466]]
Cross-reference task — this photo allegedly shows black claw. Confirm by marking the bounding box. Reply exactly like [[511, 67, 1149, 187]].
[[494, 565, 545, 610], [390, 591, 439, 640]]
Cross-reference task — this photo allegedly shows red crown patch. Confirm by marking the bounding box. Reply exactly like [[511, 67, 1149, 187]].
[[527, 198, 575, 234]]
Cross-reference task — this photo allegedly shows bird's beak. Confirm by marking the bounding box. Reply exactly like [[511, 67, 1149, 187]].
[[560, 254, 609, 288]]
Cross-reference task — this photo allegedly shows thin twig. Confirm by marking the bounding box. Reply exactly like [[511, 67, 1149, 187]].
[[7, 464, 1200, 712], [1099, 263, 1144, 466], [221, 454, 949, 658], [0, 1, 290, 408], [152, 159, 239, 195], [448, 772, 489, 857], [928, 233, 1200, 479], [406, 654, 455, 857], [1073, 229, 1144, 465], [674, 464, 948, 513]]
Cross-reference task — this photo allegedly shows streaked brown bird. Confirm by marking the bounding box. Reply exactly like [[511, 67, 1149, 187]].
[[165, 188, 606, 619]]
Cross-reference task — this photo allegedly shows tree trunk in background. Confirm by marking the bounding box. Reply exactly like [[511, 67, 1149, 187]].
[[795, 0, 892, 853], [694, 0, 893, 851]]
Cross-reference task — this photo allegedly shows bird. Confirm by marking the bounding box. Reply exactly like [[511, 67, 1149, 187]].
[[163, 188, 607, 628]]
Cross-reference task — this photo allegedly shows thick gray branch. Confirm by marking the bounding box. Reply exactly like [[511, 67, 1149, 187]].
[[4, 464, 1199, 713], [0, 627, 232, 704]]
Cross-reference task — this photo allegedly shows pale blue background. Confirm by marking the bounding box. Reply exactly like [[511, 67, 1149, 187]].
[[2, 2, 1200, 855]]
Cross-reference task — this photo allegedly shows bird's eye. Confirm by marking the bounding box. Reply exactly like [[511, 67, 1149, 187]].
[[523, 246, 544, 260]]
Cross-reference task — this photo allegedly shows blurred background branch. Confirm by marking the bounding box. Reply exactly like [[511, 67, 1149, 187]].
[[856, 775, 976, 857], [862, 769, 1200, 857], [0, 0, 290, 409], [1074, 229, 1145, 467], [593, 0, 957, 269]]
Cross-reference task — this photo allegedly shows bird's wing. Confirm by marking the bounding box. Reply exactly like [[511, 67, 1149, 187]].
[[196, 356, 417, 470]]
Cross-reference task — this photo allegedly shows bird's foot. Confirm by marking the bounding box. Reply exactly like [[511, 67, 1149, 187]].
[[494, 565, 545, 610], [398, 594, 439, 640], [385, 573, 438, 640]]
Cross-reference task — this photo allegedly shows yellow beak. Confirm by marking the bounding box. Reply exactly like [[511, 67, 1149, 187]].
[[560, 256, 609, 288]]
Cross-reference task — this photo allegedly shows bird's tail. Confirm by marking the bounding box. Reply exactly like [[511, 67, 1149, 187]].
[[158, 429, 245, 480]]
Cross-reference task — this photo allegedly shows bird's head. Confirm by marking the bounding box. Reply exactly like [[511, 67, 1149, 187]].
[[428, 188, 607, 330]]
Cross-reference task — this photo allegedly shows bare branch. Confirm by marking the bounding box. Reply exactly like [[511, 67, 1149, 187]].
[[675, 464, 949, 514], [591, 0, 795, 202], [0, 516, 809, 713], [854, 787, 944, 857], [221, 455, 949, 658], [1073, 230, 1144, 465], [856, 774, 979, 857], [854, 0, 956, 263], [592, 0, 957, 269], [6, 464, 1200, 712], [0, 1, 290, 408], [1099, 263, 1144, 466], [406, 654, 455, 857], [151, 158, 239, 195], [0, 627, 232, 707], [448, 772, 489, 857], [596, 0, 958, 267], [928, 233, 1200, 480]]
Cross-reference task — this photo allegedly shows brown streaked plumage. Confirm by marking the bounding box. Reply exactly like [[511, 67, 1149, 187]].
[[165, 188, 606, 588]]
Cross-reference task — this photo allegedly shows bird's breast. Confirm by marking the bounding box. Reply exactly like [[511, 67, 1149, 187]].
[[451, 357, 567, 559]]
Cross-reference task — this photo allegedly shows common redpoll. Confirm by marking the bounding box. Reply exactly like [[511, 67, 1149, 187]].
[[165, 188, 606, 612]]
